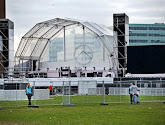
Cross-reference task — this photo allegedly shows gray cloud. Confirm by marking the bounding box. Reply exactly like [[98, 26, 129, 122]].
[[6, 0, 165, 51]]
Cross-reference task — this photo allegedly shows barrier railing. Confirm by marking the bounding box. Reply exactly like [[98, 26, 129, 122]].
[[0, 79, 165, 107]]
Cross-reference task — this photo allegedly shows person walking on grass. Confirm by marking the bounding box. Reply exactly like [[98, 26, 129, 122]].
[[26, 83, 33, 106]]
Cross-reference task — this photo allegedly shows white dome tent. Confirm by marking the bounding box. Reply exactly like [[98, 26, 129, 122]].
[[15, 18, 117, 78]]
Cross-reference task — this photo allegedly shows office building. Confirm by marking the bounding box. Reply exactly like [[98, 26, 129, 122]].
[[129, 23, 165, 46]]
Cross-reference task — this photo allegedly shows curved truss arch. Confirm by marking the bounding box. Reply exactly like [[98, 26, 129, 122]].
[[15, 18, 115, 73]]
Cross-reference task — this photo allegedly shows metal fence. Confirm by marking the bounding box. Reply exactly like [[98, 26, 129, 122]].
[[0, 79, 165, 107]]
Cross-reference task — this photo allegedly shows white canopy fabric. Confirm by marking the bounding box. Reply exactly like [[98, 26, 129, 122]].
[[15, 18, 113, 59]]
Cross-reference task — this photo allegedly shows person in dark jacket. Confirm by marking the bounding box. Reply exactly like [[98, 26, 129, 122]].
[[129, 83, 133, 104], [26, 83, 33, 105]]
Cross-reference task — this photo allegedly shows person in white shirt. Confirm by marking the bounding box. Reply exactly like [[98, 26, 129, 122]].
[[131, 83, 140, 104]]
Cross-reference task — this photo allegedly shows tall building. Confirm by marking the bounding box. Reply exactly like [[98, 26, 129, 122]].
[[129, 23, 165, 46], [128, 23, 165, 75]]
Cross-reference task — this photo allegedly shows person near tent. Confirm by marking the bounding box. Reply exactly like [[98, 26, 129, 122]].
[[131, 83, 140, 104], [26, 83, 33, 106], [129, 83, 133, 104], [49, 85, 53, 95]]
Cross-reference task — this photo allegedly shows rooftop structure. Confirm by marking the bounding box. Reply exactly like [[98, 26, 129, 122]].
[[15, 18, 117, 78]]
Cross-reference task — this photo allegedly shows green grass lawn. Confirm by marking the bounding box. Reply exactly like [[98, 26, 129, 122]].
[[0, 102, 165, 125], [0, 96, 165, 125], [0, 95, 165, 107]]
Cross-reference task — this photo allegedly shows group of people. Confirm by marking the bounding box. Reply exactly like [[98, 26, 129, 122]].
[[129, 83, 140, 104], [25, 82, 140, 106]]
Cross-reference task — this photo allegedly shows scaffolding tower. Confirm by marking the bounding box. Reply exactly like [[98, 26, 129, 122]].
[[113, 13, 129, 77]]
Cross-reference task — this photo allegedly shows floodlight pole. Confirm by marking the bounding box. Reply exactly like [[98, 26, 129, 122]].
[[64, 26, 66, 62], [103, 45, 105, 61], [83, 26, 85, 48]]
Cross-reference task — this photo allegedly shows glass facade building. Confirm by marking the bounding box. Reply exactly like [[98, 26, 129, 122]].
[[129, 23, 165, 46]]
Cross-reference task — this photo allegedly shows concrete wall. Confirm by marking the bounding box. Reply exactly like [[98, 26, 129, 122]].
[[0, 89, 49, 101]]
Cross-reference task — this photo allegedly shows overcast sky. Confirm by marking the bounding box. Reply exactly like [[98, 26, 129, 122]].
[[6, 0, 165, 51]]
